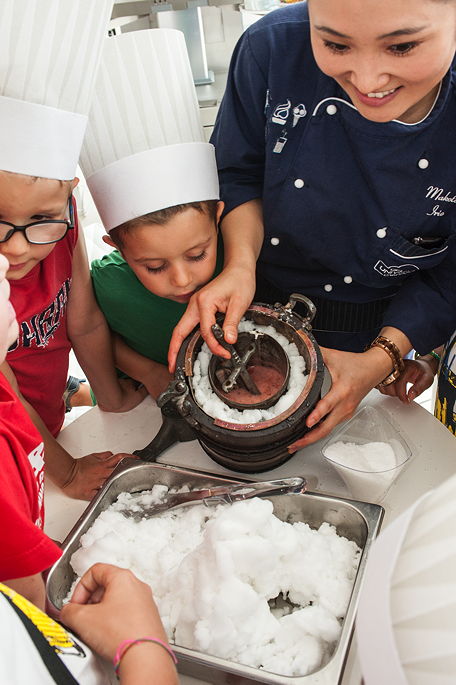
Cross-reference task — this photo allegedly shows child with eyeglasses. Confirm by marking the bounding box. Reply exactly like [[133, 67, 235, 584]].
[[0, 0, 148, 501], [0, 172, 146, 501]]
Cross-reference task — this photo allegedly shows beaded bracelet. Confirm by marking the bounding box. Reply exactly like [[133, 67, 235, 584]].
[[366, 335, 405, 387], [113, 637, 178, 675]]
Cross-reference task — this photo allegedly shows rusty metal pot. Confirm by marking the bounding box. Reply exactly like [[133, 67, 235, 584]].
[[135, 294, 325, 473]]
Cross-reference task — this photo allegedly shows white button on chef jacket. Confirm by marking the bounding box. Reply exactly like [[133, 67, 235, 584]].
[[376, 228, 387, 239], [294, 178, 305, 188], [326, 104, 337, 115], [344, 275, 353, 284], [270, 237, 280, 246], [324, 284, 333, 292], [418, 158, 429, 170]]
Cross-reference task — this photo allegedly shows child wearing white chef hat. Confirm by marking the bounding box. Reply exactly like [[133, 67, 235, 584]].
[[81, 28, 223, 399], [0, 0, 145, 502]]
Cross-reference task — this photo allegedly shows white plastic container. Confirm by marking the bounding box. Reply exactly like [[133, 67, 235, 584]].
[[322, 405, 412, 503]]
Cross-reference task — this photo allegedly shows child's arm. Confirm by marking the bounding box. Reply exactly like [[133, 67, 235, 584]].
[[4, 573, 46, 611], [67, 232, 146, 413], [0, 361, 129, 500], [379, 346, 443, 403], [113, 335, 172, 400]]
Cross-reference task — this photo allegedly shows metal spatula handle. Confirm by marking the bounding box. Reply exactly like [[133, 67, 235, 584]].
[[119, 477, 306, 521]]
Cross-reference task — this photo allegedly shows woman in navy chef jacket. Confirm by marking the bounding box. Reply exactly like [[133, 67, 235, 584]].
[[169, 0, 456, 448]]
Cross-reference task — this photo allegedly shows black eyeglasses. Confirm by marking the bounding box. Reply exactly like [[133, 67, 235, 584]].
[[0, 195, 74, 245]]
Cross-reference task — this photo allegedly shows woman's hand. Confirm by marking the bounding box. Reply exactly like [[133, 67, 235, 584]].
[[288, 346, 392, 451], [168, 263, 256, 372], [62, 451, 132, 500], [378, 357, 437, 403]]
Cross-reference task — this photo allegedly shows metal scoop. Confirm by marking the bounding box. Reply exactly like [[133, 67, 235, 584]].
[[117, 477, 306, 521], [211, 323, 261, 395]]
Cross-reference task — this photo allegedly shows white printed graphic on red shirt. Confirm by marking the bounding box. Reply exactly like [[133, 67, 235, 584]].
[[8, 278, 71, 352], [28, 442, 45, 527]]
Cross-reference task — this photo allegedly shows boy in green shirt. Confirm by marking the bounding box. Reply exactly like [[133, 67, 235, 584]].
[[91, 201, 224, 398], [81, 29, 223, 399]]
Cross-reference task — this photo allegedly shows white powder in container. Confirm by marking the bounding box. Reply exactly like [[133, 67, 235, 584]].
[[323, 440, 409, 503]]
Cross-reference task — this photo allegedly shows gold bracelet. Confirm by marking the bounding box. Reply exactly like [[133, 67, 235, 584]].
[[366, 335, 405, 387]]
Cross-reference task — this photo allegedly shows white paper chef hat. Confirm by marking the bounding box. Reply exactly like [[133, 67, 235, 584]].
[[356, 474, 456, 685], [80, 28, 219, 232], [0, 0, 114, 181]]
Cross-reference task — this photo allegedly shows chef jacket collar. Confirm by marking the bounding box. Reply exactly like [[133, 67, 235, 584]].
[[312, 65, 454, 138]]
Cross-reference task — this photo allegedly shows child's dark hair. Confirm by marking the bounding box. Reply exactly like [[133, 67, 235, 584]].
[[109, 200, 219, 248]]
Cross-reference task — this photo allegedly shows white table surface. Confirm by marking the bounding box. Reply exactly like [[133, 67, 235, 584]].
[[45, 391, 456, 684]]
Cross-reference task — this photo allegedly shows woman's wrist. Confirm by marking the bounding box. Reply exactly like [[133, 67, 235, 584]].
[[363, 346, 397, 386], [366, 335, 405, 387]]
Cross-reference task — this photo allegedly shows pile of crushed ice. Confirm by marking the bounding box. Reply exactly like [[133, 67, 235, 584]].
[[69, 486, 361, 677], [191, 319, 308, 424]]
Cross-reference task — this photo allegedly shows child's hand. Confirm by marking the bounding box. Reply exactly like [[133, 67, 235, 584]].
[[378, 358, 437, 403], [61, 563, 170, 663], [97, 378, 147, 413], [168, 264, 255, 372], [62, 451, 131, 500]]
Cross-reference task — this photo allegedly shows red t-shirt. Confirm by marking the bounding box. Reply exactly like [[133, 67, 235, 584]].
[[0, 372, 61, 581], [7, 211, 79, 437]]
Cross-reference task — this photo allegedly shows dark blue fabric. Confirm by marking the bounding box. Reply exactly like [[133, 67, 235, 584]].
[[211, 4, 456, 354]]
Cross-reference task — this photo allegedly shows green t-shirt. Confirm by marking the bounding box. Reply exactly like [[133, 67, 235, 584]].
[[91, 244, 223, 366]]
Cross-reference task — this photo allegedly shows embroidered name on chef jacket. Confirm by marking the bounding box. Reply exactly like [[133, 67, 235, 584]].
[[425, 185, 456, 218]]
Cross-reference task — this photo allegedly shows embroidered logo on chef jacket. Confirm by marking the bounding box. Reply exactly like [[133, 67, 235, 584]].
[[292, 104, 306, 127], [273, 131, 288, 154], [374, 260, 419, 277], [271, 99, 291, 125]]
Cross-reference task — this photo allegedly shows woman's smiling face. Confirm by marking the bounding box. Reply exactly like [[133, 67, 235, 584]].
[[308, 0, 456, 123]]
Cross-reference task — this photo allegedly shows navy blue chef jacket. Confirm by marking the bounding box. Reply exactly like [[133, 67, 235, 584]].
[[211, 3, 456, 354]]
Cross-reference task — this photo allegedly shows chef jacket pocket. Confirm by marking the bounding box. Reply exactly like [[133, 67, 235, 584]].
[[387, 227, 451, 267], [371, 226, 453, 284]]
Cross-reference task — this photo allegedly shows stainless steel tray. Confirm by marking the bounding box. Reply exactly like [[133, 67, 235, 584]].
[[46, 459, 384, 685]]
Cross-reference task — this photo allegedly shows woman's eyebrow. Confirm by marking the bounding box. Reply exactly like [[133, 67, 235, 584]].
[[313, 25, 351, 39], [314, 24, 429, 40], [378, 25, 430, 39]]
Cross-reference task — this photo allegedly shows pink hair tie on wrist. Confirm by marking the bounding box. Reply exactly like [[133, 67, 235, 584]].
[[113, 637, 178, 674]]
